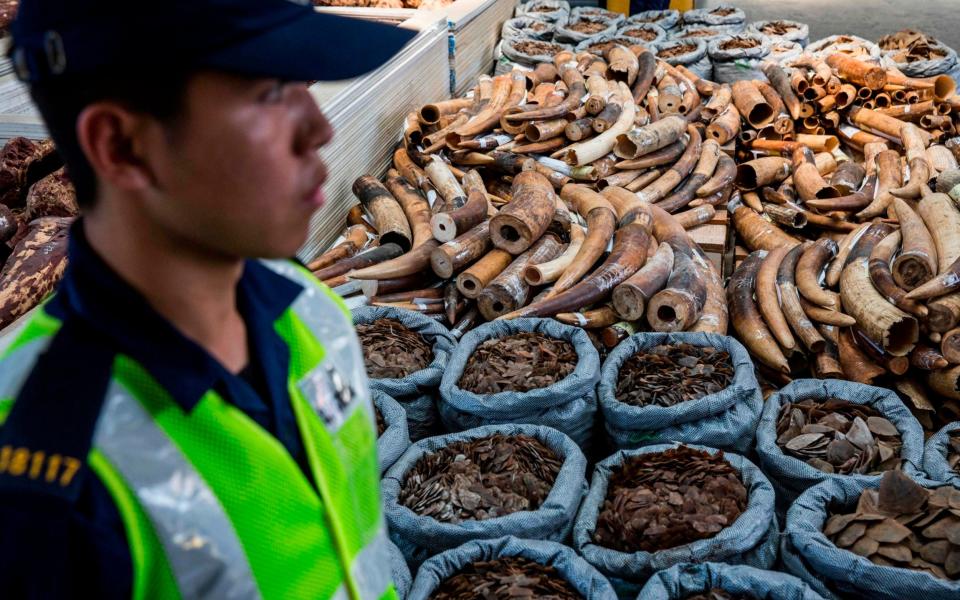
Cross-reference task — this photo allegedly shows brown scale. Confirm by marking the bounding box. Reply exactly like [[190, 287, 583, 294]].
[[825, 471, 960, 580], [776, 399, 903, 476], [458, 332, 577, 395], [430, 557, 583, 600], [615, 344, 734, 408], [399, 434, 562, 524], [356, 318, 433, 380], [593, 446, 748, 553]]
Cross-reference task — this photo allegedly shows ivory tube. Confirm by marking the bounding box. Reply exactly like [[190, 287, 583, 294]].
[[696, 154, 736, 197], [385, 171, 433, 250], [731, 80, 775, 128], [523, 224, 585, 286], [551, 185, 617, 296], [757, 245, 797, 353], [489, 171, 555, 255], [615, 140, 686, 170], [613, 115, 687, 160], [612, 241, 674, 321], [891, 197, 937, 289], [838, 327, 887, 384], [312, 243, 403, 282], [929, 366, 960, 400], [841, 257, 919, 356], [702, 84, 733, 120], [869, 231, 929, 318], [457, 248, 513, 299], [779, 242, 826, 353], [560, 82, 636, 166], [762, 62, 802, 120], [825, 54, 887, 89], [477, 235, 562, 320], [502, 218, 650, 319], [735, 157, 791, 190], [430, 223, 491, 279], [635, 125, 703, 205], [730, 201, 799, 251], [353, 175, 412, 252], [796, 238, 841, 309], [798, 297, 857, 327], [730, 250, 790, 372], [705, 104, 741, 145]]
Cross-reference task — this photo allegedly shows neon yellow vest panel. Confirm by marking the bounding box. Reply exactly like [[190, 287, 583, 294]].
[[0, 260, 394, 600]]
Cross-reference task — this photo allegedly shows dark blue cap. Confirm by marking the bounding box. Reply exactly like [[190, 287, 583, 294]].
[[10, 0, 418, 83]]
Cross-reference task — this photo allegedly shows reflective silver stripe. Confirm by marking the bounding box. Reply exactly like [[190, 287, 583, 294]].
[[351, 528, 394, 600], [260, 260, 374, 429], [0, 337, 54, 400], [94, 381, 262, 600]]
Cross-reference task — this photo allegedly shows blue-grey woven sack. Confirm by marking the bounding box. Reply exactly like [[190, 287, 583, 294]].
[[374, 390, 410, 476], [598, 332, 761, 453], [354, 306, 456, 441], [555, 15, 620, 45], [614, 23, 668, 47], [755, 379, 925, 514], [573, 443, 778, 599], [626, 10, 680, 31], [783, 476, 960, 599], [652, 38, 712, 81], [388, 539, 412, 600], [708, 34, 772, 83], [383, 424, 588, 569], [502, 16, 556, 42], [571, 6, 625, 28], [407, 536, 617, 600], [747, 19, 809, 47], [682, 4, 746, 28], [638, 562, 826, 600], [922, 422, 960, 486], [438, 318, 599, 449], [516, 0, 570, 23]]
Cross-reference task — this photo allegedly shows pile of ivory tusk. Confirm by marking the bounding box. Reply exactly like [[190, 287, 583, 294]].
[[310, 38, 960, 433], [721, 50, 960, 433], [308, 45, 732, 350]]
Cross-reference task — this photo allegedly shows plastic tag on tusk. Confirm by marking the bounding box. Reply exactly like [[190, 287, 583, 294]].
[[414, 302, 430, 310], [573, 312, 588, 327], [426, 189, 439, 208], [904, 104, 911, 114]]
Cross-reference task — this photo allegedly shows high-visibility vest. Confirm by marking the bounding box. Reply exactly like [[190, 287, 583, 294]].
[[0, 260, 395, 600]]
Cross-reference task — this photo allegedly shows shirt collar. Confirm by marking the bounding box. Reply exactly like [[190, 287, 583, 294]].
[[57, 220, 305, 412]]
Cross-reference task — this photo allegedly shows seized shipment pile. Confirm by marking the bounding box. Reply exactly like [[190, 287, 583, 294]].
[[722, 49, 960, 435], [309, 6, 960, 597], [310, 45, 733, 350]]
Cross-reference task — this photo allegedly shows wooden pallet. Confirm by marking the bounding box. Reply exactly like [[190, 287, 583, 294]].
[[688, 206, 732, 277]]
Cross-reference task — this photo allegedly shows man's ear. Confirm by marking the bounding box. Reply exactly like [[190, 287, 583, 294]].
[[75, 102, 156, 193]]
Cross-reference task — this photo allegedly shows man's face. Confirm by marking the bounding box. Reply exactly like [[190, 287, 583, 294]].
[[142, 72, 331, 259]]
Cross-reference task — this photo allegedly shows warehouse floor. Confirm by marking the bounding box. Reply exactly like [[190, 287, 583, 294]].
[[701, 0, 960, 50]]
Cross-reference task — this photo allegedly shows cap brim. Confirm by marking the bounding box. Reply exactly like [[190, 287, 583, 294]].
[[199, 11, 418, 82]]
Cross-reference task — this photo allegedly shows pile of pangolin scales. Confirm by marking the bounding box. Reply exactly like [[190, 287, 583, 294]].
[[306, 36, 960, 431]]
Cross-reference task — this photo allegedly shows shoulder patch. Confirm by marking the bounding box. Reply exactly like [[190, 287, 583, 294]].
[[0, 317, 114, 502]]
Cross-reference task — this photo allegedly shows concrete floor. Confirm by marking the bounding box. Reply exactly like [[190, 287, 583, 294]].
[[701, 0, 960, 50]]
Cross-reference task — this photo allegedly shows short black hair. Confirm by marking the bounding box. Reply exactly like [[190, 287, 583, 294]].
[[29, 71, 194, 209]]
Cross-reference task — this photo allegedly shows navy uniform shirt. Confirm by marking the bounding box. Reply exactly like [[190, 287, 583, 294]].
[[0, 222, 315, 599]]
